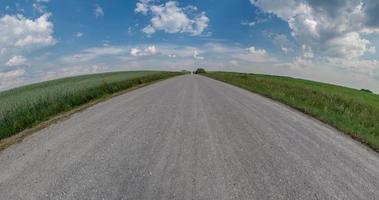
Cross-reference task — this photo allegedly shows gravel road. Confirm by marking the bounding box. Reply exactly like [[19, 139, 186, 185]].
[[0, 75, 378, 200]]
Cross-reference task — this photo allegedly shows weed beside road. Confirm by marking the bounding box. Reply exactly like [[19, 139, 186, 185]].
[[0, 71, 182, 140], [203, 72, 379, 151]]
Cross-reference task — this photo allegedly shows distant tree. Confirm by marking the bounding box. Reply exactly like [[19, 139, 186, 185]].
[[194, 68, 206, 74], [360, 88, 373, 93]]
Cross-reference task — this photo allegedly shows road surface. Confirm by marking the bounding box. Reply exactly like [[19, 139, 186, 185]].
[[0, 75, 378, 200]]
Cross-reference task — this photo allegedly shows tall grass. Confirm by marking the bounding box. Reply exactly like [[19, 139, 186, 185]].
[[0, 71, 182, 139], [203, 72, 379, 151]]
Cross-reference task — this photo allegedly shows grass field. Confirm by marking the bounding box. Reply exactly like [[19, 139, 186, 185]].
[[203, 72, 379, 151], [0, 71, 182, 140]]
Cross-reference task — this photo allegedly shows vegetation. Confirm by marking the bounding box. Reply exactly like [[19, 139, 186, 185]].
[[361, 89, 373, 93], [180, 70, 191, 74], [203, 72, 379, 151], [194, 68, 206, 74], [0, 71, 182, 140]]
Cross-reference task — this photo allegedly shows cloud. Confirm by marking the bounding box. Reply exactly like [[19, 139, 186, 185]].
[[61, 47, 125, 63], [7, 41, 379, 93], [145, 45, 157, 55], [204, 43, 230, 53], [130, 48, 141, 57], [33, 3, 46, 13], [130, 45, 157, 57], [31, 0, 50, 13], [251, 0, 378, 59], [247, 46, 267, 56], [326, 57, 379, 77], [0, 69, 25, 79], [249, 0, 379, 93], [241, 17, 268, 27], [0, 13, 55, 51], [271, 34, 294, 53], [135, 1, 149, 15], [142, 25, 156, 35], [75, 32, 84, 38], [241, 21, 256, 27], [233, 46, 277, 63], [149, 44, 199, 58], [193, 50, 204, 60], [230, 59, 239, 66], [0, 13, 55, 69], [326, 32, 371, 58], [43, 65, 108, 81], [6, 55, 27, 66], [135, 1, 209, 36], [94, 4, 104, 18], [0, 69, 26, 90]]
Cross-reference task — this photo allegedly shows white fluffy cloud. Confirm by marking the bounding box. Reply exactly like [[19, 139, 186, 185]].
[[145, 45, 157, 55], [94, 4, 104, 18], [232, 46, 277, 63], [130, 48, 141, 57], [0, 13, 55, 51], [135, 1, 149, 15], [75, 32, 84, 38], [247, 46, 267, 56], [130, 45, 157, 57], [135, 1, 209, 36], [251, 0, 378, 59], [6, 55, 27, 66], [193, 50, 204, 60], [0, 13, 55, 67]]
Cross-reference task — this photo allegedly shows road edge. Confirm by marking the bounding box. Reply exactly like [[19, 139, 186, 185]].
[[0, 75, 182, 152], [201, 74, 379, 155]]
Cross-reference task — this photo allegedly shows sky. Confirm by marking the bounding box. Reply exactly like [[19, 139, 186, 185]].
[[1, 0, 379, 93]]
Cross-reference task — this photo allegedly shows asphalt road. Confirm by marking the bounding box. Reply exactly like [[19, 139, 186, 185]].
[[0, 75, 378, 200]]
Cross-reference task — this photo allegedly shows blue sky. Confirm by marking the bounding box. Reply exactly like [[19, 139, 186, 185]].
[[1, 0, 379, 93]]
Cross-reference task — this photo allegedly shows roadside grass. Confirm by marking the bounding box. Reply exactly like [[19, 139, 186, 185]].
[[0, 71, 182, 140], [203, 72, 379, 151]]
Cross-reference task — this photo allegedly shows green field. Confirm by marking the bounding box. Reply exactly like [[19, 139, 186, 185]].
[[0, 71, 182, 140], [203, 72, 379, 151]]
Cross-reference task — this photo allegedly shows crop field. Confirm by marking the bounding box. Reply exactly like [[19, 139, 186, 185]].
[[0, 71, 182, 140], [203, 72, 379, 151]]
